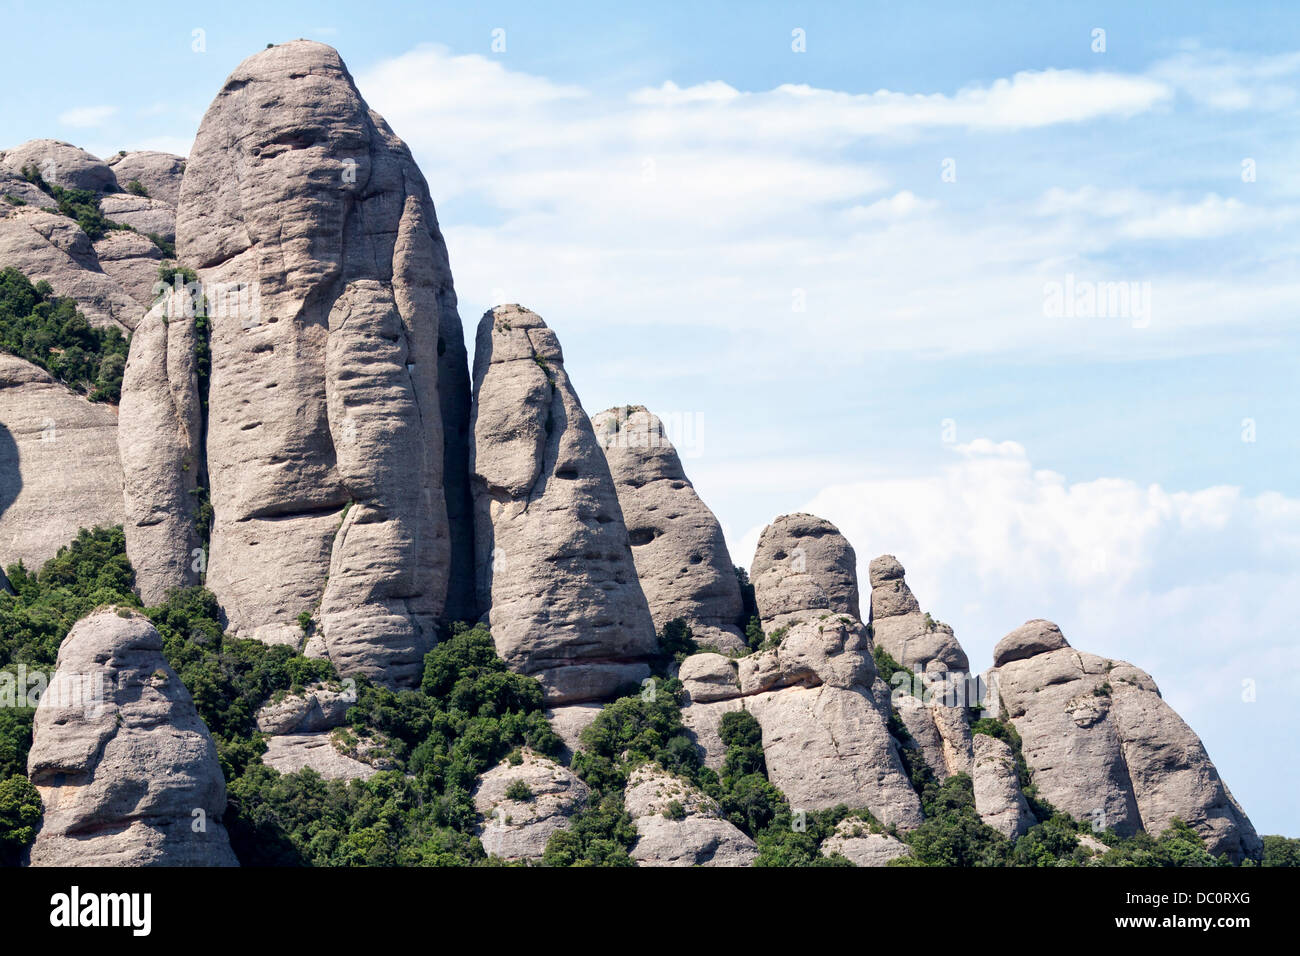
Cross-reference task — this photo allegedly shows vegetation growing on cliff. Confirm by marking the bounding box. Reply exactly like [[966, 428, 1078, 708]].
[[0, 268, 130, 401]]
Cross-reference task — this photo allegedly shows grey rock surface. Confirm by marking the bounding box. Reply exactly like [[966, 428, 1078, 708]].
[[868, 554, 969, 674], [261, 732, 377, 781], [593, 405, 747, 655], [820, 820, 912, 866], [92, 230, 164, 308], [680, 618, 923, 827], [750, 513, 860, 631], [470, 304, 657, 703], [118, 291, 203, 605], [971, 733, 1034, 839], [473, 751, 589, 861], [255, 682, 356, 734], [27, 608, 238, 866], [0, 206, 141, 330], [987, 620, 1261, 861], [624, 764, 757, 867], [0, 140, 118, 193], [545, 703, 603, 760], [146, 40, 460, 684], [106, 150, 187, 208], [0, 353, 124, 571], [99, 193, 176, 243]]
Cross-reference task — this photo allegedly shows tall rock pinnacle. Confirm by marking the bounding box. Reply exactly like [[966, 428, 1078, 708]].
[[122, 40, 472, 684], [470, 305, 658, 703]]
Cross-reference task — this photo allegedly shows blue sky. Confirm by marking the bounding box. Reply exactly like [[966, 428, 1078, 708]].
[[2, 0, 1297, 836]]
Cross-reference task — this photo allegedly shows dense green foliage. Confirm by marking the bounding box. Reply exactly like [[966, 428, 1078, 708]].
[[19, 165, 127, 241], [0, 268, 130, 401], [1262, 835, 1300, 867], [228, 623, 560, 866], [0, 775, 41, 866]]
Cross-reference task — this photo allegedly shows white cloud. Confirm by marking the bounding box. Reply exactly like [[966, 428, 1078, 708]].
[[1037, 186, 1300, 240], [1153, 48, 1300, 111], [58, 105, 117, 128], [354, 45, 1300, 369]]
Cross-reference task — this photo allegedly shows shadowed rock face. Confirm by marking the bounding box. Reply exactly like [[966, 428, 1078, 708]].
[[123, 40, 467, 684], [0, 353, 123, 570], [750, 513, 860, 631], [593, 405, 746, 654], [868, 554, 969, 674], [985, 620, 1262, 862], [27, 608, 237, 866], [469, 305, 658, 703]]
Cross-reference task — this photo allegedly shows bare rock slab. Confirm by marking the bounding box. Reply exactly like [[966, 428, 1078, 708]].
[[27, 608, 237, 866]]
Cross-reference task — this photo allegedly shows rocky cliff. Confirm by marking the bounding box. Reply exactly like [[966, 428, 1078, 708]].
[[0, 39, 1269, 869], [117, 41, 472, 686]]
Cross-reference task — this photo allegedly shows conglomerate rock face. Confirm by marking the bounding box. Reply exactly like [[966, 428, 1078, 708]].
[[122, 40, 466, 685], [0, 353, 123, 571], [985, 620, 1261, 862], [26, 608, 238, 866], [472, 751, 589, 862], [592, 404, 746, 654], [469, 304, 658, 703]]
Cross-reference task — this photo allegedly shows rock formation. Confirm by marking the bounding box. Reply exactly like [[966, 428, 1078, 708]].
[[0, 206, 142, 331], [472, 751, 589, 861], [118, 290, 203, 605], [0, 352, 123, 570], [971, 733, 1035, 839], [893, 681, 974, 781], [122, 40, 468, 685], [868, 554, 969, 674], [593, 404, 747, 654], [820, 820, 912, 866], [106, 150, 186, 208], [1, 140, 118, 192], [623, 764, 757, 866], [261, 734, 377, 782], [679, 618, 923, 828], [0, 141, 184, 332], [470, 304, 658, 703], [985, 619, 1261, 861], [26, 608, 238, 866], [750, 513, 860, 631]]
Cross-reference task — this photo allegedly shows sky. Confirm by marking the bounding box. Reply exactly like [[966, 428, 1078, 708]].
[[2, 0, 1297, 837]]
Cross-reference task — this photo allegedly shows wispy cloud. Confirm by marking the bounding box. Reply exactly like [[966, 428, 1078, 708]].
[[58, 105, 117, 128]]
